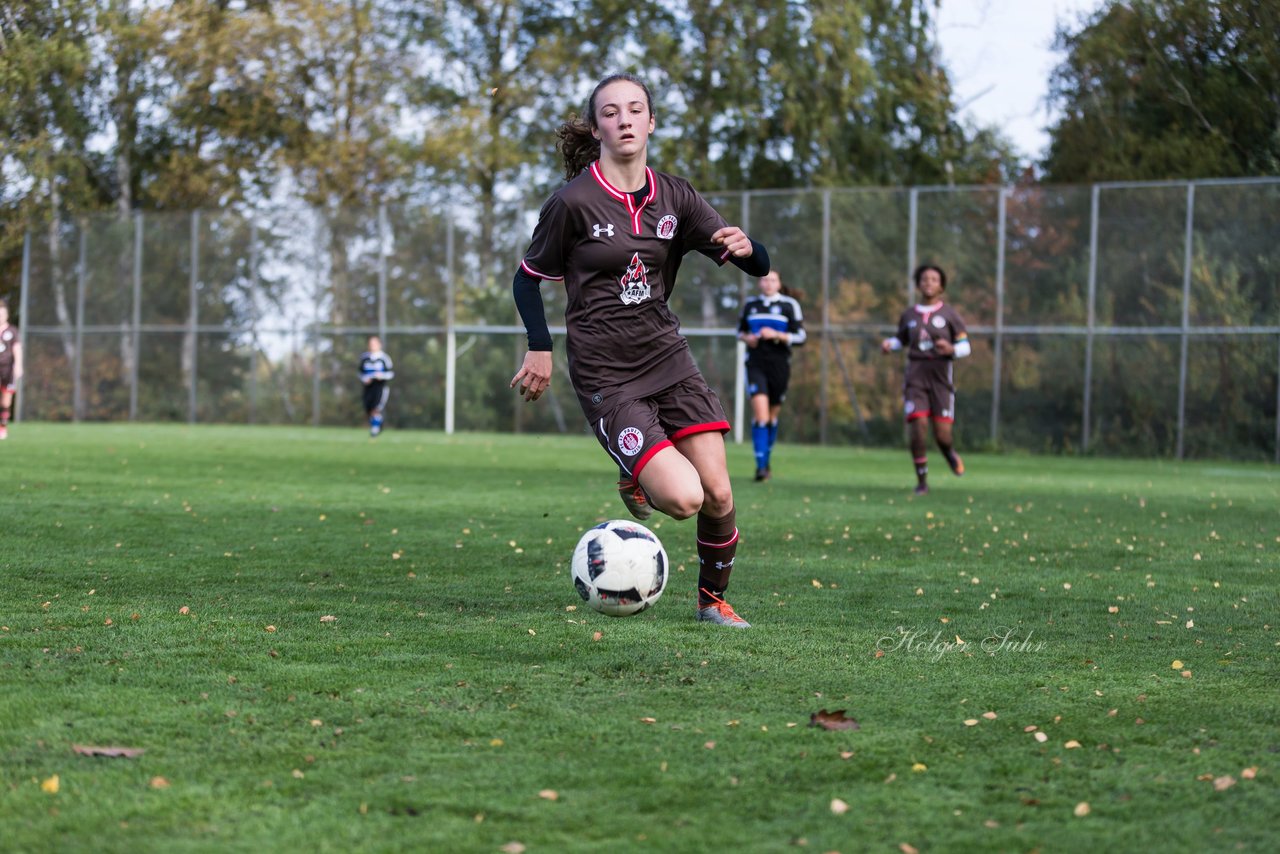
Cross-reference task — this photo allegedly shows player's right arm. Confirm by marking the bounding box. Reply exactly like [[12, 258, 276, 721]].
[[881, 310, 909, 354], [511, 267, 553, 402], [511, 194, 569, 403]]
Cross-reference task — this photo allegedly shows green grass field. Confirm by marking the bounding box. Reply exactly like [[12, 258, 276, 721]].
[[1, 424, 1276, 853]]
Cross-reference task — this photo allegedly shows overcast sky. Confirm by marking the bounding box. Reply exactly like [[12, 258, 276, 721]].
[[934, 0, 1104, 160]]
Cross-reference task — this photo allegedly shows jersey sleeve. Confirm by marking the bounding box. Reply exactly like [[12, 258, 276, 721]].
[[676, 181, 731, 265], [895, 310, 912, 347], [520, 193, 571, 281], [788, 298, 807, 345], [949, 308, 968, 343]]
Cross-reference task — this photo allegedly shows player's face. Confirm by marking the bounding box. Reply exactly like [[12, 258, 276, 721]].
[[368, 336, 381, 352], [758, 272, 782, 296], [0, 304, 8, 324], [592, 81, 654, 161], [916, 269, 944, 301]]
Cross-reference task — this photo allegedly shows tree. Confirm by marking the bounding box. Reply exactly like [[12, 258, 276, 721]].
[[643, 0, 1015, 191], [1044, 0, 1280, 181]]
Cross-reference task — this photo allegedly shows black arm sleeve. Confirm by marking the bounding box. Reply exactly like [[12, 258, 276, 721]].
[[513, 267, 553, 351], [728, 239, 770, 278]]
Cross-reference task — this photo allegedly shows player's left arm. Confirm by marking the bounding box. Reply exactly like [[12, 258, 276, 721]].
[[934, 312, 971, 359], [681, 180, 770, 277], [713, 227, 770, 277], [785, 299, 807, 347]]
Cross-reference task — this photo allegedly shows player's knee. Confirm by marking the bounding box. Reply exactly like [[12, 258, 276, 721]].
[[661, 484, 706, 521], [701, 482, 733, 517]]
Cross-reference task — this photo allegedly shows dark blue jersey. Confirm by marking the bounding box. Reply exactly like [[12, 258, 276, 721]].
[[738, 293, 805, 365], [359, 351, 395, 383]]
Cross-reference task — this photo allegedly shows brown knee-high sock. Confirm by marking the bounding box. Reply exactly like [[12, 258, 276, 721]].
[[696, 507, 738, 607]]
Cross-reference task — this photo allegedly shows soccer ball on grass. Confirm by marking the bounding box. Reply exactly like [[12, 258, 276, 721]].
[[571, 520, 668, 617]]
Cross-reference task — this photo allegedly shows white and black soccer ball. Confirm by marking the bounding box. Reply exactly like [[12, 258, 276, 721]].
[[571, 520, 668, 617]]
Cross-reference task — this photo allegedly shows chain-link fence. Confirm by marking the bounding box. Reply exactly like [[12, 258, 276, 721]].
[[12, 177, 1280, 460]]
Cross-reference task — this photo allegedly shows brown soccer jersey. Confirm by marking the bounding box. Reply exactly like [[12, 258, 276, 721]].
[[0, 323, 17, 384], [893, 302, 968, 361], [521, 162, 731, 419]]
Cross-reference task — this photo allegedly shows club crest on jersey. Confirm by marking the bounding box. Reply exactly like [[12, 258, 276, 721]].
[[593, 223, 614, 238], [931, 315, 947, 328], [618, 427, 644, 456], [619, 252, 651, 305], [656, 215, 678, 239]]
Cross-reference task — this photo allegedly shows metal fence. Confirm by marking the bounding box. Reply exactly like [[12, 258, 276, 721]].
[[12, 177, 1280, 461]]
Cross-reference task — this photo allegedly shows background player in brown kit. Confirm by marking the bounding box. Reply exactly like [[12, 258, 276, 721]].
[[0, 298, 22, 441], [881, 264, 970, 494], [509, 72, 770, 627]]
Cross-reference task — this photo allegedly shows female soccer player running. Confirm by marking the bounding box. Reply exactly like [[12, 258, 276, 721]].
[[737, 270, 806, 481], [0, 299, 22, 441], [510, 73, 770, 628], [881, 264, 970, 494]]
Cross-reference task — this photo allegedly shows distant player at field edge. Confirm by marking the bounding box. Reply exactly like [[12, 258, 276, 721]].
[[0, 298, 22, 441], [359, 335, 394, 437], [881, 264, 970, 494]]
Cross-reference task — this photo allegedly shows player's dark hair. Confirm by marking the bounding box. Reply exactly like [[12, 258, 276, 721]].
[[913, 264, 947, 290], [557, 73, 654, 181]]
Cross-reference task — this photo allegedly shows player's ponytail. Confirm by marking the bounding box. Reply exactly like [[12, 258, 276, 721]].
[[556, 117, 599, 181]]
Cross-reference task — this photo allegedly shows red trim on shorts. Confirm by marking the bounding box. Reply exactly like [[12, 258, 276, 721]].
[[932, 415, 954, 423], [670, 420, 731, 441], [0, 385, 14, 394], [906, 411, 930, 422], [631, 439, 674, 482]]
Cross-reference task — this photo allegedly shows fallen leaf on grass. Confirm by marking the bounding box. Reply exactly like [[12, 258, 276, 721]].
[[1074, 802, 1090, 817], [810, 709, 860, 731], [73, 745, 145, 758], [1034, 732, 1049, 743], [982, 711, 998, 720], [1171, 660, 1183, 669], [538, 789, 558, 801], [41, 775, 59, 793], [500, 844, 526, 854], [830, 798, 849, 815], [911, 762, 927, 772], [320, 615, 337, 623], [149, 777, 169, 789], [964, 719, 979, 727], [1213, 775, 1236, 792], [1242, 767, 1258, 780], [900, 843, 919, 854], [1064, 740, 1082, 749]]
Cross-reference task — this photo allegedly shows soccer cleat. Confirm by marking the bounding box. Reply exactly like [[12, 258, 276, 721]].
[[914, 483, 929, 496], [948, 454, 965, 476], [617, 477, 653, 521], [696, 590, 751, 628], [754, 467, 768, 482]]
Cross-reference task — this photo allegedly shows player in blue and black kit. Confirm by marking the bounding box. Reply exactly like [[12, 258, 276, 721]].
[[358, 336, 394, 436], [737, 270, 806, 481]]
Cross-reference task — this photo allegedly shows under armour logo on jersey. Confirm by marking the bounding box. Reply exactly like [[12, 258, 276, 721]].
[[593, 223, 615, 237]]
